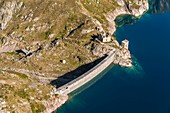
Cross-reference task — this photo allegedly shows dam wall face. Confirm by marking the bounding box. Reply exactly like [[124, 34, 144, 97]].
[[57, 50, 115, 95]]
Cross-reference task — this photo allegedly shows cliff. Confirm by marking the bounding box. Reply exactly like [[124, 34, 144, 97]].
[[106, 0, 149, 34], [149, 0, 170, 14], [0, 0, 149, 113]]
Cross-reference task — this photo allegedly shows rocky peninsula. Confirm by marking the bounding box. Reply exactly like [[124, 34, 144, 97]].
[[0, 0, 148, 113]]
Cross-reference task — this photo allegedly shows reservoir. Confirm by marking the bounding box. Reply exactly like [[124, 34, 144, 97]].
[[57, 2, 170, 113]]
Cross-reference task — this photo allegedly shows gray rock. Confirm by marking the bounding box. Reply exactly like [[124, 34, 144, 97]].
[[0, 1, 23, 30]]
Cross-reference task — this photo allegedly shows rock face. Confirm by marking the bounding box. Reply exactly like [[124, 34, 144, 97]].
[[0, 36, 18, 53], [0, 1, 23, 30], [43, 95, 68, 113], [0, 1, 23, 53], [113, 48, 132, 67], [149, 0, 170, 14], [91, 43, 114, 57], [106, 0, 149, 34], [0, 98, 7, 113]]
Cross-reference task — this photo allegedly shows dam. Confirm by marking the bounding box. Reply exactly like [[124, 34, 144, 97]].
[[57, 40, 132, 95]]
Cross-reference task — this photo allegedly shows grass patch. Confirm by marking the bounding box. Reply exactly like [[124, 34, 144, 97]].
[[5, 70, 28, 79], [14, 89, 29, 99], [30, 102, 46, 113]]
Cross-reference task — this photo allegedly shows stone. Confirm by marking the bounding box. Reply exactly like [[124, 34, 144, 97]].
[[49, 34, 56, 39], [30, 96, 34, 100], [0, 1, 22, 30], [61, 60, 66, 64], [117, 0, 125, 6]]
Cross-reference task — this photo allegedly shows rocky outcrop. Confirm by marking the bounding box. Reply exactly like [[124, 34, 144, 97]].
[[0, 1, 23, 30], [0, 98, 7, 113], [0, 1, 23, 53], [149, 0, 170, 14], [106, 0, 149, 34], [91, 42, 132, 67], [91, 43, 114, 57], [0, 36, 19, 53], [113, 48, 132, 67], [43, 95, 68, 113]]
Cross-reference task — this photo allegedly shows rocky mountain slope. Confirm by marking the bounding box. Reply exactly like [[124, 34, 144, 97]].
[[0, 0, 148, 113]]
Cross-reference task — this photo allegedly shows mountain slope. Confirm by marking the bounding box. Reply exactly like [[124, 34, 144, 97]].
[[0, 0, 148, 113]]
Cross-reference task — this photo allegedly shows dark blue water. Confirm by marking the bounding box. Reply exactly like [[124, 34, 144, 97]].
[[57, 11, 170, 113]]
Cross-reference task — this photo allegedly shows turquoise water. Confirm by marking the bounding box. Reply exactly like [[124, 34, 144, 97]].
[[56, 10, 170, 113]]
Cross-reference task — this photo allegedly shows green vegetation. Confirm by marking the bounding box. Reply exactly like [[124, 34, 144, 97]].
[[5, 70, 28, 79], [30, 102, 46, 113], [14, 89, 29, 99], [0, 67, 52, 112]]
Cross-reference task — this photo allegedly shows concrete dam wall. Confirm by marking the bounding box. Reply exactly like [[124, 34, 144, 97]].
[[57, 50, 116, 95]]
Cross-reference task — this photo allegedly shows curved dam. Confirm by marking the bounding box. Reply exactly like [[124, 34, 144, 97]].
[[57, 50, 116, 95], [57, 41, 132, 95]]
